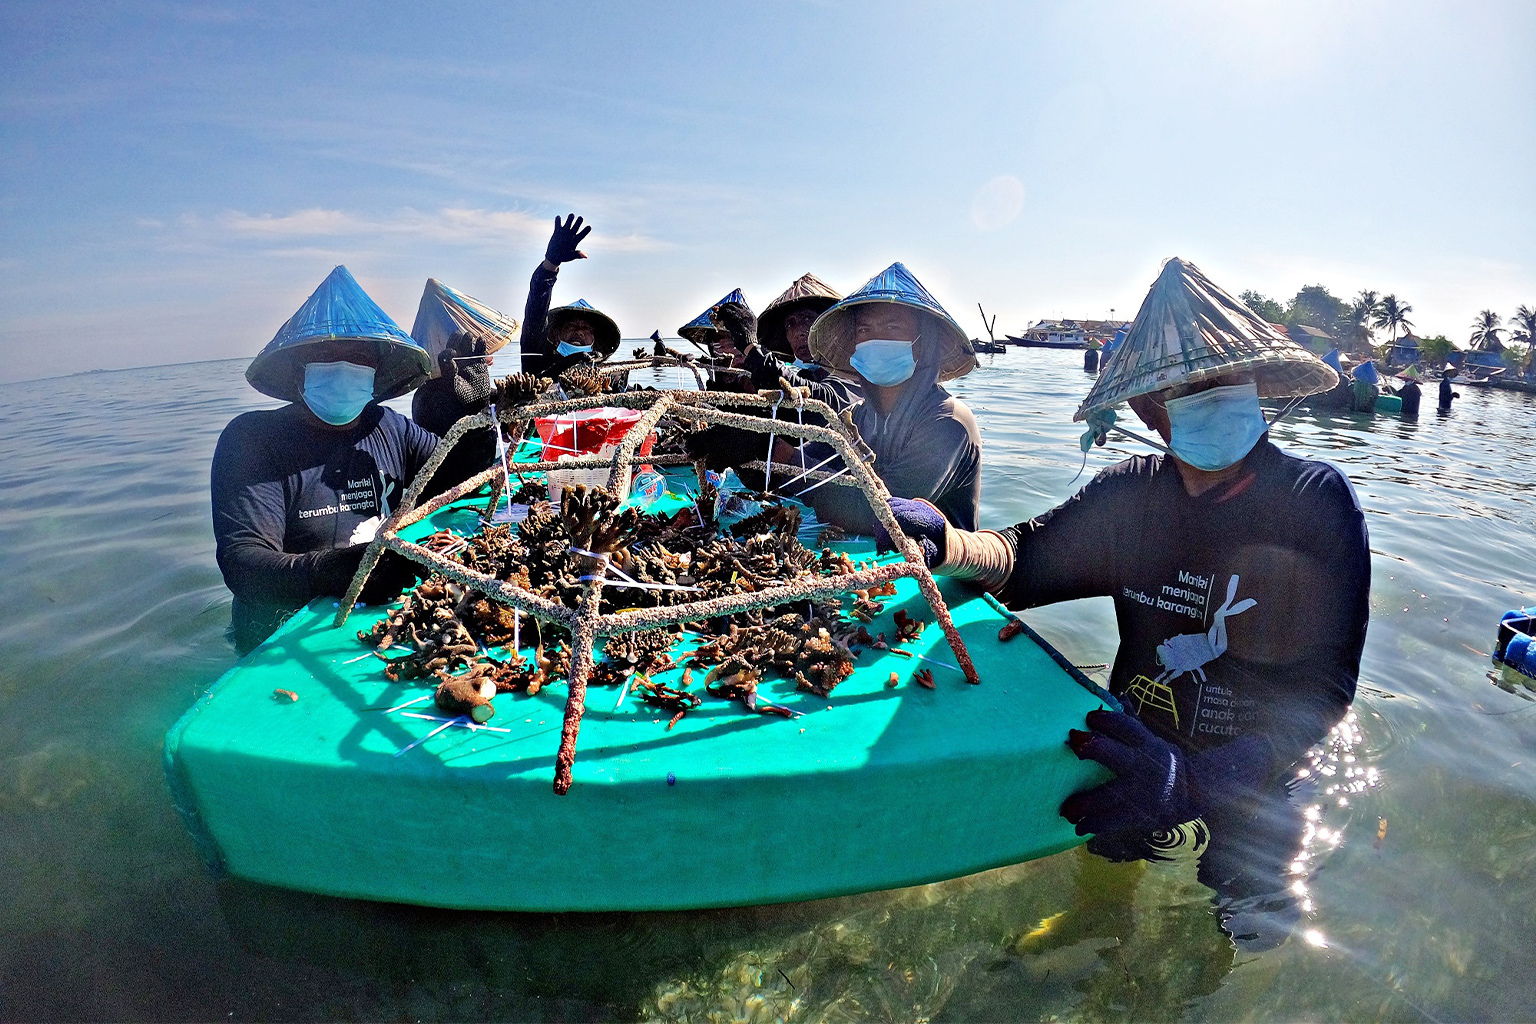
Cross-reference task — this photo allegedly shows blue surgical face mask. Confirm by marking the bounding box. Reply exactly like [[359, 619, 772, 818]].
[[791, 358, 819, 372], [1164, 381, 1268, 471], [849, 338, 917, 387], [556, 340, 594, 357], [302, 360, 376, 425]]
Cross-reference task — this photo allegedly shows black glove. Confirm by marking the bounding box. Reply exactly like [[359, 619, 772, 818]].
[[445, 333, 492, 409], [709, 301, 757, 357], [360, 550, 428, 604], [545, 213, 591, 265], [875, 497, 947, 567], [741, 342, 802, 391], [685, 425, 755, 473], [312, 546, 426, 605], [1061, 710, 1270, 861]]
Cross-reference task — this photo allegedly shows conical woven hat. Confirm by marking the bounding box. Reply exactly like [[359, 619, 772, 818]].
[[247, 265, 431, 403], [1076, 258, 1338, 421], [809, 263, 976, 383], [678, 288, 750, 346], [548, 298, 621, 359], [758, 273, 841, 357], [410, 278, 520, 376]]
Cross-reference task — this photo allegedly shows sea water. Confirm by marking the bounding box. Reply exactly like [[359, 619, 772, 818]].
[[0, 351, 1532, 1021]]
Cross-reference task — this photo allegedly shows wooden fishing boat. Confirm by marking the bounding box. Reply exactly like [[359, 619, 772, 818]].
[[165, 494, 1115, 912]]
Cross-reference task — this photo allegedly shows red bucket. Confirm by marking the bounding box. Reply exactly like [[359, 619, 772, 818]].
[[534, 407, 656, 464]]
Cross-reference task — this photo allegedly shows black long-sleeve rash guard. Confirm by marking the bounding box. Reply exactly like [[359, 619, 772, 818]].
[[211, 404, 438, 652], [996, 439, 1370, 779]]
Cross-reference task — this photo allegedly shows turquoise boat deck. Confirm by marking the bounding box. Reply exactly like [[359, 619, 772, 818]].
[[166, 482, 1115, 912]]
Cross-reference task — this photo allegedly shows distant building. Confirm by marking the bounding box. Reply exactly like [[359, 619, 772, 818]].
[[1011, 318, 1129, 348], [1387, 333, 1421, 367], [1285, 323, 1334, 354]]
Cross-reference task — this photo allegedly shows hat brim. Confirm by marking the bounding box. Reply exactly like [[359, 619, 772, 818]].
[[1075, 259, 1339, 421], [246, 336, 433, 404], [810, 299, 976, 383], [758, 296, 839, 358], [548, 306, 621, 360]]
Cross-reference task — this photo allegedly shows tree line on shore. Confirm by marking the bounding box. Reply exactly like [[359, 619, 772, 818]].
[[1240, 284, 1535, 373]]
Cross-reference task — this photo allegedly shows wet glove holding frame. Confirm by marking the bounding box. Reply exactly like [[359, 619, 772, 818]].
[[1062, 709, 1270, 862], [312, 547, 426, 606], [443, 332, 493, 410], [877, 498, 1014, 588]]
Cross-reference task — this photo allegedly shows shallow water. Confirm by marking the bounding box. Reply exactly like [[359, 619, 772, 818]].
[[0, 350, 1532, 1021]]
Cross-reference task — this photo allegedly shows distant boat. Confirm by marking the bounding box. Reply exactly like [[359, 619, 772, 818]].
[[973, 338, 1007, 354], [1008, 318, 1129, 351], [1005, 335, 1085, 350]]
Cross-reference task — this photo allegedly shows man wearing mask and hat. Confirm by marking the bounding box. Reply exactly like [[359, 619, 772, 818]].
[[519, 214, 624, 379], [211, 266, 438, 654], [795, 262, 982, 532], [883, 258, 1369, 865], [737, 272, 861, 414]]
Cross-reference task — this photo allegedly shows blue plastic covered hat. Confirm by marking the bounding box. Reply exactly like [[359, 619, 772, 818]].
[[808, 263, 975, 382], [1352, 359, 1381, 384], [410, 278, 520, 375], [247, 266, 431, 402], [678, 288, 750, 347], [547, 298, 621, 360]]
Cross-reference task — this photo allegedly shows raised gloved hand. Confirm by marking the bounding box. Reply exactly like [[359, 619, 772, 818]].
[[875, 497, 947, 567], [544, 213, 591, 266], [1061, 710, 1270, 861], [709, 300, 756, 351]]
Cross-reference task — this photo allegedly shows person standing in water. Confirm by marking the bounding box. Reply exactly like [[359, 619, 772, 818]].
[[519, 214, 623, 380], [1439, 367, 1460, 411], [883, 258, 1368, 865], [211, 266, 437, 654], [797, 262, 981, 532], [1394, 365, 1423, 418]]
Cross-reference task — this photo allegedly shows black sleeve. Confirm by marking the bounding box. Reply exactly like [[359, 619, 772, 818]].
[[808, 413, 981, 534], [1239, 469, 1370, 773], [740, 345, 860, 415], [411, 376, 464, 437], [209, 418, 359, 607], [519, 262, 560, 377], [993, 460, 1150, 609]]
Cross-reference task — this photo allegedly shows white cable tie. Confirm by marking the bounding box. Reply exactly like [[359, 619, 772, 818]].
[[779, 451, 842, 489], [615, 670, 637, 710], [910, 652, 965, 674], [796, 465, 852, 494], [382, 694, 434, 714], [394, 717, 460, 756], [399, 712, 513, 734]]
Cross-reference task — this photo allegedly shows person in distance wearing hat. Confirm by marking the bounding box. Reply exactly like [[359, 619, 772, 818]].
[[882, 258, 1370, 870], [212, 266, 438, 654]]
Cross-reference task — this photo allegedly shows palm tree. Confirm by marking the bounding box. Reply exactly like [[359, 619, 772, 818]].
[[1372, 294, 1414, 348], [1510, 305, 1536, 375], [1341, 291, 1379, 354], [1469, 309, 1504, 352]]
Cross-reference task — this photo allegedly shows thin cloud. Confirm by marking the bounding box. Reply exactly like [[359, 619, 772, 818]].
[[210, 206, 665, 252]]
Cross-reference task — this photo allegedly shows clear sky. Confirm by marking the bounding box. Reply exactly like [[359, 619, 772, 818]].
[[1, 1, 1532, 383]]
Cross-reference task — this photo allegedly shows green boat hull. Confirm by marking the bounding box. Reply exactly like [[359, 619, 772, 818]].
[[166, 501, 1114, 911]]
